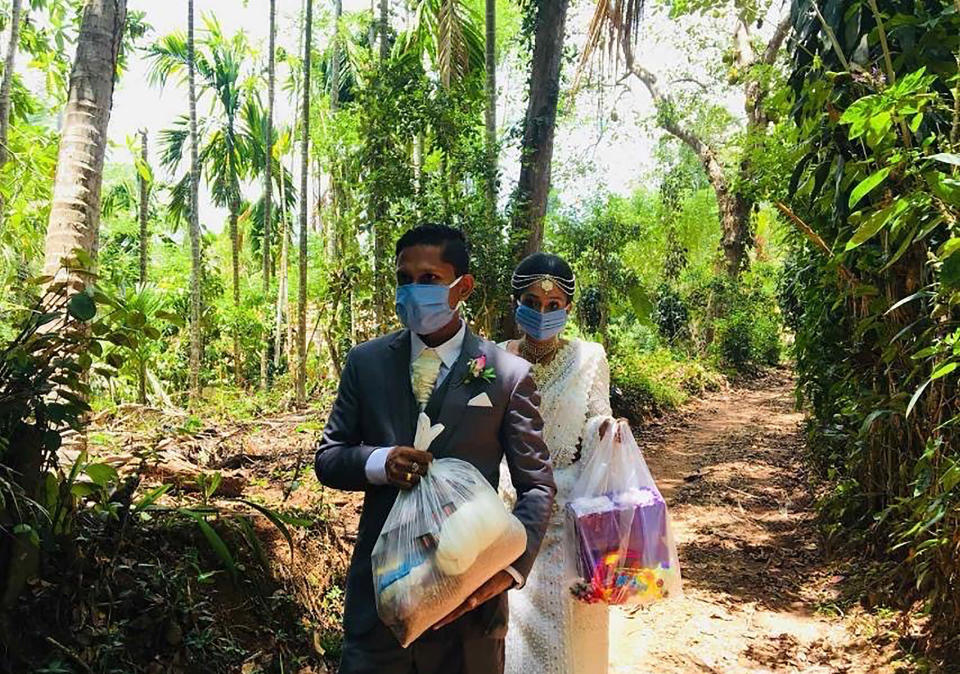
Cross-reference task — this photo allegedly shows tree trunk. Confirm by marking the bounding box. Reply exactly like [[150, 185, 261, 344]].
[[229, 198, 241, 384], [379, 0, 389, 61], [260, 0, 276, 391], [296, 0, 313, 407], [510, 0, 569, 257], [187, 0, 203, 403], [718, 190, 750, 277], [42, 0, 128, 288], [0, 0, 22, 170], [274, 165, 289, 371], [327, 0, 342, 262], [137, 129, 149, 405], [484, 0, 497, 226], [138, 129, 149, 283]]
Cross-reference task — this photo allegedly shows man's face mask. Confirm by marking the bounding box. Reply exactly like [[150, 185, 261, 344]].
[[395, 277, 463, 335]]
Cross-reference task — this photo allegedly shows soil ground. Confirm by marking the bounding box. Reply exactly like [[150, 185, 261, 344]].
[[609, 369, 907, 673]]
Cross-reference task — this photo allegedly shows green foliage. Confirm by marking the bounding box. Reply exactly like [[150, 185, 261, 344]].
[[610, 347, 725, 423], [0, 270, 145, 608], [786, 0, 960, 643]]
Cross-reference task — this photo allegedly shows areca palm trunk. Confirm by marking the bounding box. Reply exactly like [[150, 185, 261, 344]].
[[42, 0, 128, 287], [187, 0, 203, 402], [274, 178, 288, 371], [484, 0, 496, 226], [296, 0, 313, 407], [229, 193, 241, 385], [0, 0, 22, 170], [378, 0, 389, 60], [138, 129, 149, 283], [260, 0, 276, 391], [138, 129, 149, 404]]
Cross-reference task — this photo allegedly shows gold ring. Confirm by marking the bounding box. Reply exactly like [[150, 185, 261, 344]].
[[406, 472, 413, 482]]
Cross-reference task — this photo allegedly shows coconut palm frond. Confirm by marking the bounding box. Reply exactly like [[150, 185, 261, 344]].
[[408, 0, 484, 89], [574, 0, 645, 93]]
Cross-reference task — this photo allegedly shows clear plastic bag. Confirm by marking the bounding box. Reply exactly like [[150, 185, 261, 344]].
[[372, 414, 528, 647], [564, 417, 682, 606]]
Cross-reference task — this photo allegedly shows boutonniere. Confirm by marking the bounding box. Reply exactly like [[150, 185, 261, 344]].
[[463, 354, 496, 385]]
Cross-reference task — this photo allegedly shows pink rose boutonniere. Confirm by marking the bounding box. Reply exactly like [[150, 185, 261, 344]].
[[463, 354, 496, 385]]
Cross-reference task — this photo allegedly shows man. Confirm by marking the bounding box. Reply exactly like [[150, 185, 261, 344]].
[[315, 225, 556, 673]]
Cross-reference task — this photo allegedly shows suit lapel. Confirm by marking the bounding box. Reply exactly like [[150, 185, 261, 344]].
[[387, 330, 418, 444], [430, 330, 483, 458]]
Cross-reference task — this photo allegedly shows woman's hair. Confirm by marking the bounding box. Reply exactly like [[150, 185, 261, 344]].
[[511, 253, 576, 301]]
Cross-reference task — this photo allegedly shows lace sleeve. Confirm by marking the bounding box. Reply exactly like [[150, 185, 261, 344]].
[[576, 344, 614, 465], [587, 345, 613, 417]]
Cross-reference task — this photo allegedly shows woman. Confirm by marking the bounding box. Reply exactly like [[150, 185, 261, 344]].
[[499, 252, 622, 674]]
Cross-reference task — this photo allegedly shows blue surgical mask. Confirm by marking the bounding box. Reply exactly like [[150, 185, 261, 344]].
[[395, 277, 462, 335], [515, 303, 568, 341]]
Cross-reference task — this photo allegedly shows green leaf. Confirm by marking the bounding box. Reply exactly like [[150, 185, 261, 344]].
[[849, 167, 891, 209], [885, 291, 933, 316], [906, 379, 931, 418], [931, 362, 957, 380], [942, 254, 960, 289], [128, 311, 146, 329], [939, 238, 960, 258], [180, 509, 237, 580], [239, 499, 297, 560], [84, 463, 118, 487], [942, 463, 960, 493], [133, 483, 172, 511], [929, 153, 960, 166], [846, 205, 891, 250], [66, 293, 96, 321], [859, 409, 889, 436], [925, 171, 960, 207]]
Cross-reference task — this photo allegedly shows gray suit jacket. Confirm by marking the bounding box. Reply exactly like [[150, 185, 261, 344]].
[[315, 327, 556, 642]]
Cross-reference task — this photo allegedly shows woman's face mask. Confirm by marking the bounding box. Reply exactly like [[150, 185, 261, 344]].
[[515, 303, 568, 341], [395, 277, 463, 335]]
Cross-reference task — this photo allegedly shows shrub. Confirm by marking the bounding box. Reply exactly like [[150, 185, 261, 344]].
[[652, 283, 689, 342], [610, 348, 724, 423]]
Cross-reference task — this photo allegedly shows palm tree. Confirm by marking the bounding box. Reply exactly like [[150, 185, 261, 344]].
[[188, 0, 202, 401], [41, 0, 129, 288], [0, 0, 23, 170], [148, 18, 253, 385], [260, 0, 276, 391], [405, 0, 484, 89], [484, 0, 496, 226], [296, 0, 313, 407]]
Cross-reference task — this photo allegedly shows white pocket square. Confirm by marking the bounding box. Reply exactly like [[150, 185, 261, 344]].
[[467, 392, 493, 408]]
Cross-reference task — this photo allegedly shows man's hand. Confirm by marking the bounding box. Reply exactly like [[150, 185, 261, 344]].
[[599, 417, 630, 442], [385, 446, 433, 490], [431, 570, 515, 630]]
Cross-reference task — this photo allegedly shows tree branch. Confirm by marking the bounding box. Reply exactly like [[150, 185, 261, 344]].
[[763, 17, 792, 66]]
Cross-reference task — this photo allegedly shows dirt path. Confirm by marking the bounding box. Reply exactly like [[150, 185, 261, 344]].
[[609, 370, 904, 673]]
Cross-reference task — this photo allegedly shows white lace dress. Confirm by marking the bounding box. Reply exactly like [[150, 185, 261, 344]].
[[499, 339, 613, 674]]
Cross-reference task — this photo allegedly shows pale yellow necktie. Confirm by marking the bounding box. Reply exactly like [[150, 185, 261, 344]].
[[411, 348, 443, 409]]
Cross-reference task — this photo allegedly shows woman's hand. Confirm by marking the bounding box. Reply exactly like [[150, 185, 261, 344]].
[[598, 417, 630, 442]]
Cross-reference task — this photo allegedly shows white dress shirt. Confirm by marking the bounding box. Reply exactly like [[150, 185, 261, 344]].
[[363, 322, 524, 587]]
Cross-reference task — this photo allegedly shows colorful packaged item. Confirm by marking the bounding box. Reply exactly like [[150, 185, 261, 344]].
[[565, 418, 681, 605]]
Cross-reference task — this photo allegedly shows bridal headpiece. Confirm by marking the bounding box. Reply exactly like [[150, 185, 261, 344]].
[[511, 271, 576, 297]]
